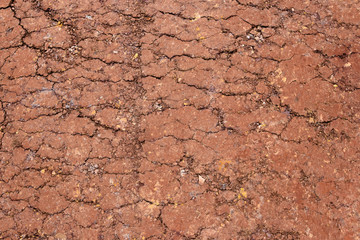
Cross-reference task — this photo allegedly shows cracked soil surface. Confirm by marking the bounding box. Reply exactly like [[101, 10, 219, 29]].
[[1, 0, 360, 239]]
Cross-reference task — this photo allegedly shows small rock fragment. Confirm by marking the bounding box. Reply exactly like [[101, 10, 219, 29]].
[[198, 175, 205, 185], [55, 233, 67, 240]]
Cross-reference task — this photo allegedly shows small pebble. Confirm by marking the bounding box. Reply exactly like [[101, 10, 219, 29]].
[[199, 175, 205, 185]]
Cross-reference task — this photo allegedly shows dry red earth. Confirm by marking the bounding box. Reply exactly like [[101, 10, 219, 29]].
[[1, 0, 360, 239]]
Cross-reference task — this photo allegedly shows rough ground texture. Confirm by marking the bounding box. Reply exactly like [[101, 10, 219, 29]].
[[0, 0, 359, 239]]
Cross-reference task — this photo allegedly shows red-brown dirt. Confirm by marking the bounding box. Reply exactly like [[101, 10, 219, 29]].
[[1, 0, 360, 239]]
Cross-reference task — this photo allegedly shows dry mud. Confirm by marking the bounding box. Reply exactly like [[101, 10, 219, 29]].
[[0, 0, 360, 239]]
